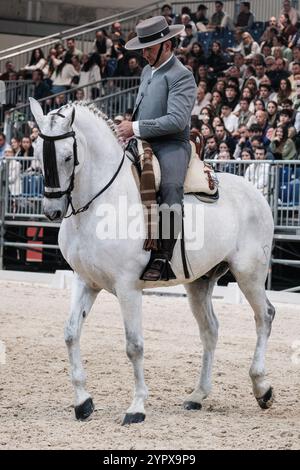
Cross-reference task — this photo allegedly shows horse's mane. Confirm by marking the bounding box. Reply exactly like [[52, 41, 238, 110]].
[[57, 101, 118, 138]]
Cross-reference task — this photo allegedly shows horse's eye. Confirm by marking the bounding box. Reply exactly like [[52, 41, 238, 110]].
[[65, 156, 72, 162]]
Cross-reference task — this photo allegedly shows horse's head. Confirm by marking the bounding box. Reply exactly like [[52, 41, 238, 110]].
[[29, 98, 78, 221]]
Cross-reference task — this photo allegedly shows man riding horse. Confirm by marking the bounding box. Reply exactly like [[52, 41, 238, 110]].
[[117, 16, 197, 282]]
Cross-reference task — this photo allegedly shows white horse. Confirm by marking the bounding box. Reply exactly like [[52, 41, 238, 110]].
[[29, 98, 275, 425]]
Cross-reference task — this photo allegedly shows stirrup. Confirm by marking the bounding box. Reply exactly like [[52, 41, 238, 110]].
[[140, 257, 176, 282]]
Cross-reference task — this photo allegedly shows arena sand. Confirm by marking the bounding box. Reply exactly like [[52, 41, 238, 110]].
[[0, 280, 300, 450]]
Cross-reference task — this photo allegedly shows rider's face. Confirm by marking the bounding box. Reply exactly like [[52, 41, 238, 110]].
[[143, 44, 162, 66]]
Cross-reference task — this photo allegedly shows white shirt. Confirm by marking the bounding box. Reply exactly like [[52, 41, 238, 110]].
[[132, 54, 175, 137]]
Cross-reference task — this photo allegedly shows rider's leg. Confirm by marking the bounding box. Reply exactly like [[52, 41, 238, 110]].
[[141, 141, 190, 282]]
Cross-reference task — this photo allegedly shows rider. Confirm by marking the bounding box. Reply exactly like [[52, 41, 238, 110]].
[[117, 16, 197, 281]]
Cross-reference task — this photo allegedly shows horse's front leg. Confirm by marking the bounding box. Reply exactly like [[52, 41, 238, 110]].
[[116, 286, 148, 425], [64, 273, 99, 420]]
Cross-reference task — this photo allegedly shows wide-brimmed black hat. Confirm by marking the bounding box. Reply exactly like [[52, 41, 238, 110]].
[[125, 16, 184, 50]]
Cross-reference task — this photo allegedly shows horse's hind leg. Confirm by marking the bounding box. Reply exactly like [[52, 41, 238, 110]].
[[183, 268, 223, 410], [230, 261, 275, 409], [64, 274, 99, 420]]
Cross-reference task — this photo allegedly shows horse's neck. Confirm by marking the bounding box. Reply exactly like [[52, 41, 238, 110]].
[[72, 109, 133, 208]]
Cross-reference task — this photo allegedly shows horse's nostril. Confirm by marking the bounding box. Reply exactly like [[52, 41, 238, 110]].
[[56, 210, 62, 219]]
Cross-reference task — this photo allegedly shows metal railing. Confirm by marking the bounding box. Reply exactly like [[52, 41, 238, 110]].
[[0, 80, 35, 128], [3, 77, 140, 140]]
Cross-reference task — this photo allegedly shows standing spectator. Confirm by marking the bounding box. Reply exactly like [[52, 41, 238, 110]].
[[208, 1, 234, 31], [244, 146, 270, 196], [50, 57, 79, 94], [4, 147, 22, 211], [0, 61, 15, 81], [64, 38, 83, 62], [0, 133, 9, 159], [10, 137, 21, 156], [79, 53, 102, 99], [235, 2, 255, 32], [193, 4, 209, 31], [93, 29, 112, 56], [32, 70, 51, 101], [178, 24, 197, 55], [23, 48, 46, 76]]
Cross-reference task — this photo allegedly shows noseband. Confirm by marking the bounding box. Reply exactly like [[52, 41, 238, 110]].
[[38, 108, 125, 217]]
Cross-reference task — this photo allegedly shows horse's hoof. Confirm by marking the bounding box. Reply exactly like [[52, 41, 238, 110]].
[[122, 412, 145, 426], [256, 387, 274, 410], [183, 401, 202, 410], [75, 397, 94, 420]]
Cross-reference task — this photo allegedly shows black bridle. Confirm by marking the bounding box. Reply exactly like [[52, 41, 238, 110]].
[[39, 109, 125, 217]]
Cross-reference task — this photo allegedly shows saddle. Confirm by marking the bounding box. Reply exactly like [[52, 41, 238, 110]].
[[127, 133, 219, 203]]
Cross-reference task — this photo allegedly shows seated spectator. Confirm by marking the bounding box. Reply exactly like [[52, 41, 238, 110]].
[[241, 148, 254, 160], [259, 83, 277, 105], [215, 123, 236, 154], [211, 90, 223, 115], [276, 77, 293, 104], [188, 42, 207, 67], [239, 32, 260, 62], [267, 101, 279, 127], [280, 0, 299, 27], [207, 41, 229, 77], [200, 122, 214, 139], [233, 125, 252, 158], [269, 125, 297, 159], [255, 109, 273, 144], [224, 85, 240, 111], [278, 13, 297, 42], [203, 134, 219, 160], [254, 99, 266, 112], [221, 103, 239, 133], [178, 24, 197, 55], [267, 57, 291, 91], [192, 87, 211, 115], [288, 61, 300, 93], [235, 2, 255, 32], [180, 14, 197, 36], [278, 108, 296, 137], [236, 97, 256, 128]]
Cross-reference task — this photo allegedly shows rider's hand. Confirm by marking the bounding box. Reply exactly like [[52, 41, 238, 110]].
[[116, 121, 134, 140]]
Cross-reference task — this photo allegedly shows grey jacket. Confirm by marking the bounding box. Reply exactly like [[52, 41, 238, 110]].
[[133, 55, 197, 144]]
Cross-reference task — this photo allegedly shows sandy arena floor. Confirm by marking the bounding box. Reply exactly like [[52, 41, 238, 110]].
[[0, 280, 300, 450]]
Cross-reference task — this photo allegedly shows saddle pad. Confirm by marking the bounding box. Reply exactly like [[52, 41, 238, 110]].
[[136, 139, 218, 196]]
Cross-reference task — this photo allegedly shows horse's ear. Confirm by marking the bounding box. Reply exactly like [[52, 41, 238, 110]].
[[29, 98, 44, 128], [70, 107, 75, 126]]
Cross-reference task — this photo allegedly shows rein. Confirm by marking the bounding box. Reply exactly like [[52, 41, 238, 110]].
[[39, 109, 125, 218]]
